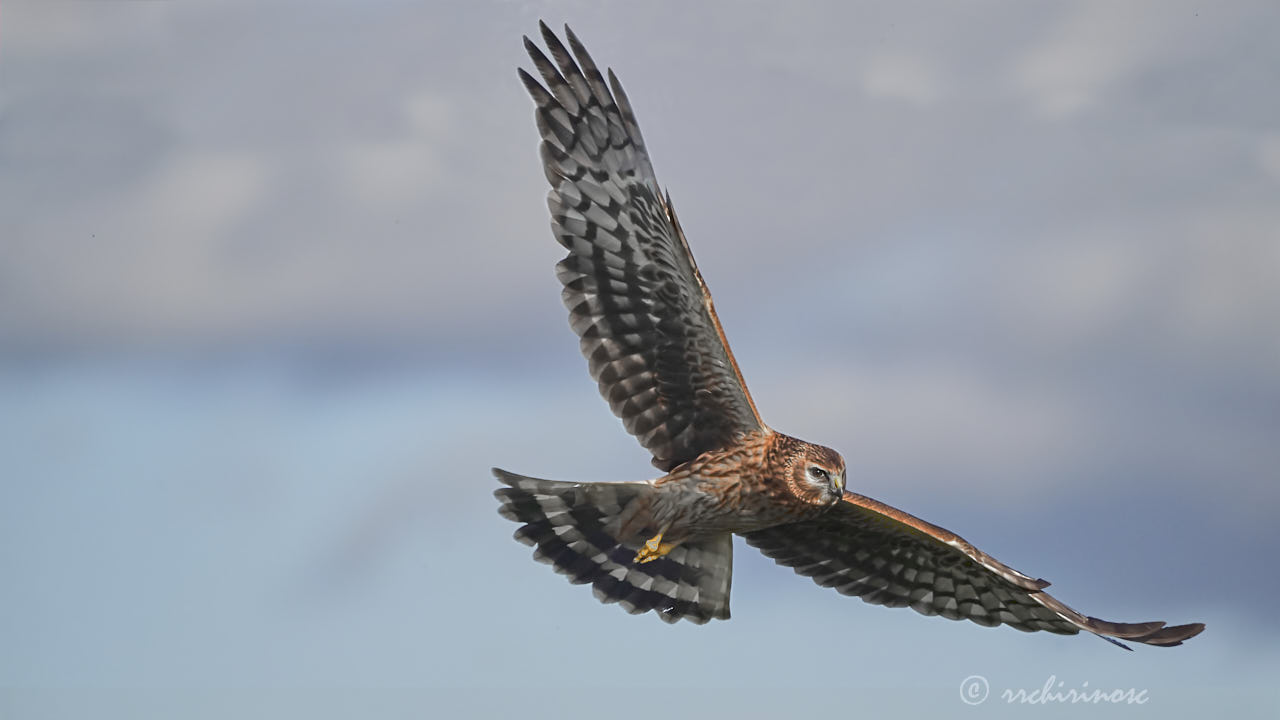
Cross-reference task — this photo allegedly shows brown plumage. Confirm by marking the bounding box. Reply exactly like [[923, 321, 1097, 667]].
[[494, 21, 1205, 649]]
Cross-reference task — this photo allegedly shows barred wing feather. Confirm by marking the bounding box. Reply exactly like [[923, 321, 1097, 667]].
[[521, 22, 764, 472], [743, 492, 1205, 649]]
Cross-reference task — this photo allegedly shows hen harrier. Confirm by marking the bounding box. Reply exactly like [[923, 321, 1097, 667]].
[[494, 22, 1204, 649]]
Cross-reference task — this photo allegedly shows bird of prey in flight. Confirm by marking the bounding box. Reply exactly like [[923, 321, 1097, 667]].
[[494, 21, 1204, 650]]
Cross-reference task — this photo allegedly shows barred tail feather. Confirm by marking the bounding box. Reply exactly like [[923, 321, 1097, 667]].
[[493, 468, 732, 623]]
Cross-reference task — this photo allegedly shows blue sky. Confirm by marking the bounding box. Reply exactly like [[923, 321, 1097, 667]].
[[2, 1, 1278, 717]]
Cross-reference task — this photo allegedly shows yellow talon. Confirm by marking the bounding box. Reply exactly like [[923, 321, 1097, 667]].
[[634, 531, 677, 564]]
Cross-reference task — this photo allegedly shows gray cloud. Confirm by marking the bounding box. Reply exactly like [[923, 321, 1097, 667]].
[[4, 1, 1277, 354]]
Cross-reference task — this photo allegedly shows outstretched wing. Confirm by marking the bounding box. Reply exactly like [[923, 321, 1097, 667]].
[[521, 22, 764, 472], [743, 492, 1205, 649]]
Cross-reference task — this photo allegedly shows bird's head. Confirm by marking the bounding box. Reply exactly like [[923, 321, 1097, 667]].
[[786, 439, 846, 507]]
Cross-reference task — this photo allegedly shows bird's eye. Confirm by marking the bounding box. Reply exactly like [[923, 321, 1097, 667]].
[[808, 466, 829, 482]]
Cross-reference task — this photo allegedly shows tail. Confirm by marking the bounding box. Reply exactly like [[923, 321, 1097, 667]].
[[493, 468, 732, 624]]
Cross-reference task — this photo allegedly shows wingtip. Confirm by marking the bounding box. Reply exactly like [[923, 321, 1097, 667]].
[[1091, 618, 1205, 649], [563, 25, 592, 68], [1140, 622, 1206, 647], [563, 24, 592, 62], [538, 19, 558, 46]]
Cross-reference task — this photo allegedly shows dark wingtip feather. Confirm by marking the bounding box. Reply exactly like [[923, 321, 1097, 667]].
[[516, 67, 544, 95], [563, 23, 582, 48], [539, 21, 570, 57], [538, 19, 561, 49], [1093, 619, 1205, 649], [492, 467, 517, 485], [1133, 622, 1205, 647], [562, 25, 598, 76]]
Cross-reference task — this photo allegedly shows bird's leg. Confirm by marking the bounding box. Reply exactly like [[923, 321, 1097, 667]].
[[634, 524, 677, 564]]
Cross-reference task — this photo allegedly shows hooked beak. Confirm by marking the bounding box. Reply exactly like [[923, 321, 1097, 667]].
[[834, 471, 845, 494]]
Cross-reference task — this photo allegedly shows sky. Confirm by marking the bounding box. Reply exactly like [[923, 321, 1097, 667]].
[[2, 1, 1278, 717]]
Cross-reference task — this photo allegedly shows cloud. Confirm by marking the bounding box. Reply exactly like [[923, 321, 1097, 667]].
[[861, 53, 943, 106], [337, 92, 454, 210], [0, 1, 173, 58], [762, 360, 1083, 499], [1013, 1, 1186, 118], [1258, 133, 1280, 179], [0, 149, 272, 342], [3, 0, 1277, 357]]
